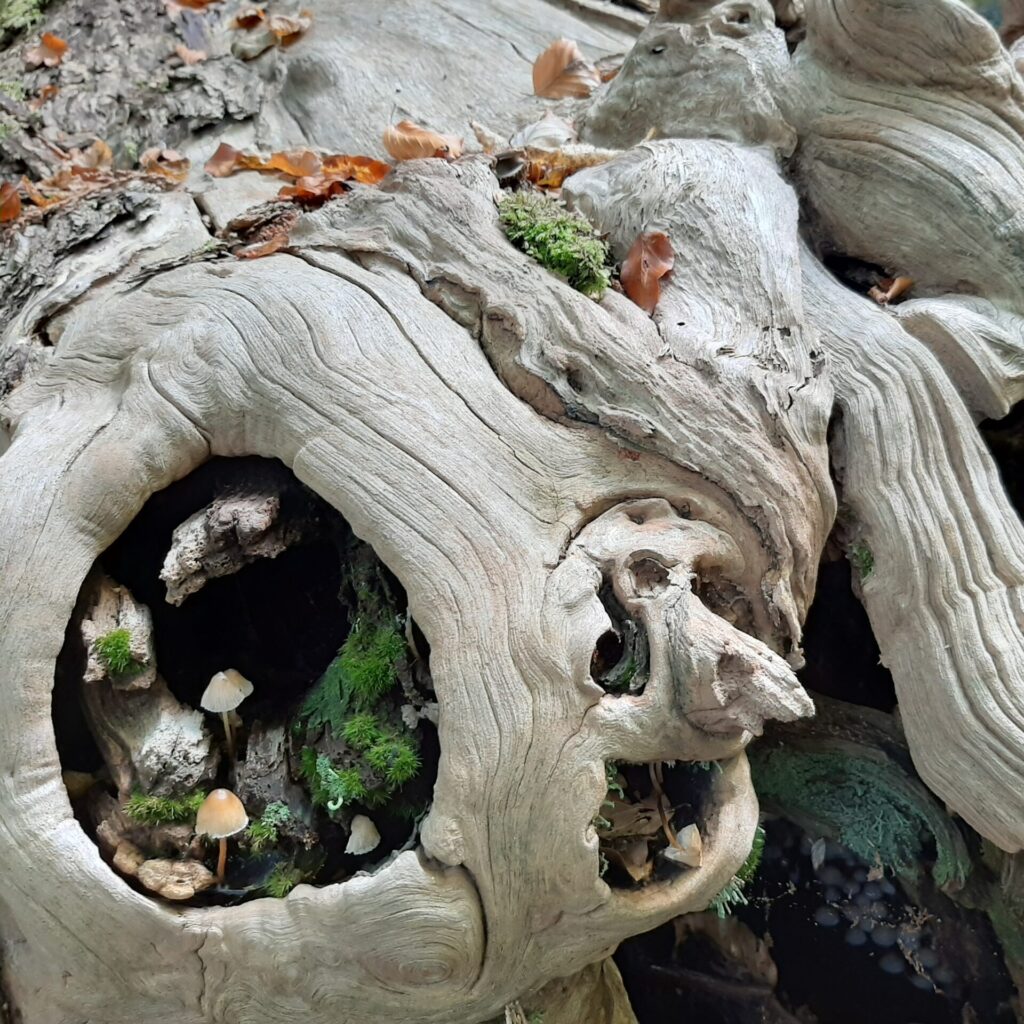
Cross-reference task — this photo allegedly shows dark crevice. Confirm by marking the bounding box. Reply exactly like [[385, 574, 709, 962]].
[[54, 456, 438, 907]]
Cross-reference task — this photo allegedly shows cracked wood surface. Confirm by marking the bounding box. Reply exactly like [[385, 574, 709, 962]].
[[1, 0, 1024, 1021]]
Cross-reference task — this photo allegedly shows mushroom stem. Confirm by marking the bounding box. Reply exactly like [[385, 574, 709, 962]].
[[216, 837, 227, 885], [221, 711, 234, 759]]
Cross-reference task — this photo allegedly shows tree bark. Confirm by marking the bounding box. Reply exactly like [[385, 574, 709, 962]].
[[1, 0, 1023, 1021]]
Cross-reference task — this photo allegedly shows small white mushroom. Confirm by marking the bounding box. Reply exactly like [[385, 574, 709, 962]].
[[195, 789, 249, 885], [201, 669, 253, 758], [345, 814, 381, 856], [663, 823, 703, 868]]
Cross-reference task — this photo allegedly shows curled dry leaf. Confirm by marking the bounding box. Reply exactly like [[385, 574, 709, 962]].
[[0, 183, 22, 223], [621, 231, 675, 315], [595, 53, 624, 83], [140, 148, 191, 183], [25, 32, 69, 69], [28, 84, 59, 110], [205, 143, 390, 186], [235, 6, 266, 28], [233, 206, 300, 259], [22, 176, 63, 208], [70, 140, 114, 172], [521, 144, 616, 190], [509, 112, 576, 151], [172, 0, 222, 8], [532, 38, 600, 100], [383, 120, 463, 161], [868, 275, 913, 305], [267, 11, 312, 43], [174, 43, 207, 65]]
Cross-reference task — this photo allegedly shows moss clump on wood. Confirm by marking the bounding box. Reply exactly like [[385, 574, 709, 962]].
[[124, 791, 206, 826], [93, 628, 141, 676], [751, 746, 970, 887], [262, 863, 305, 898], [850, 542, 874, 579], [297, 621, 405, 736], [499, 191, 611, 298], [0, 0, 47, 38]]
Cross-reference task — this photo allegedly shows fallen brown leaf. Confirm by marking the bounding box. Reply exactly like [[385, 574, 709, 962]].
[[321, 153, 391, 184], [595, 53, 624, 83], [278, 175, 349, 205], [175, 43, 207, 64], [621, 231, 675, 315], [28, 84, 59, 110], [21, 176, 62, 208], [383, 120, 463, 161], [604, 839, 653, 884], [267, 11, 312, 43], [25, 32, 69, 69], [204, 142, 243, 177], [0, 183, 22, 223], [532, 39, 600, 99], [70, 140, 114, 172], [140, 147, 191, 183], [233, 206, 299, 258], [235, 6, 266, 28], [868, 275, 913, 305], [521, 144, 616, 190], [600, 795, 665, 839], [173, 0, 222, 8]]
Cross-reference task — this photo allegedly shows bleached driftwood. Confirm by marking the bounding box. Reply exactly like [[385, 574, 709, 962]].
[[0, 0, 1023, 1021], [79, 576, 219, 798]]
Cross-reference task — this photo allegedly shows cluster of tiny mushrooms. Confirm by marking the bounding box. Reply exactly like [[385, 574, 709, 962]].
[[195, 668, 253, 884], [190, 666, 382, 888]]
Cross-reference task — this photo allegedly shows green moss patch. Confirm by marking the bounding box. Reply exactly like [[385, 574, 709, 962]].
[[751, 746, 970, 887], [499, 191, 611, 298], [124, 791, 206, 826]]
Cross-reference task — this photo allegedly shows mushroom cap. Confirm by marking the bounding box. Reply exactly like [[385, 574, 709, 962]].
[[345, 814, 381, 856], [195, 789, 248, 839], [200, 668, 254, 713]]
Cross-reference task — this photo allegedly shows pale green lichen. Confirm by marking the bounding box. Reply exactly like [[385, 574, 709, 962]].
[[246, 802, 292, 854], [499, 191, 611, 298]]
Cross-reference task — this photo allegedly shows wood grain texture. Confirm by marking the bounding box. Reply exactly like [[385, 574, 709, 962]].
[[2, 0, 1024, 1019]]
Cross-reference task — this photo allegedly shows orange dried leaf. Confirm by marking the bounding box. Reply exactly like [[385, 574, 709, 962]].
[[264, 149, 322, 178], [321, 153, 391, 184], [621, 231, 675, 315], [383, 120, 462, 161], [235, 6, 266, 28], [175, 43, 207, 64], [21, 176, 61, 208], [278, 175, 349, 205], [267, 11, 311, 43], [174, 0, 222, 8], [868, 275, 913, 305], [28, 84, 59, 110], [205, 142, 243, 177], [0, 183, 22, 223], [595, 53, 624, 83], [532, 39, 600, 99], [25, 32, 69, 68], [70, 140, 114, 171], [140, 147, 191, 182]]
